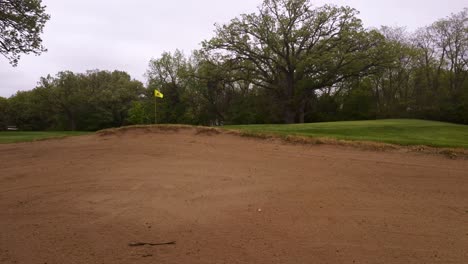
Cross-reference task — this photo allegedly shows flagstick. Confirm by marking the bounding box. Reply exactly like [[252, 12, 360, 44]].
[[154, 96, 157, 124]]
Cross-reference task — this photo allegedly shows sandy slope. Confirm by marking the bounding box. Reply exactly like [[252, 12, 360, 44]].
[[1, 128, 467, 264]]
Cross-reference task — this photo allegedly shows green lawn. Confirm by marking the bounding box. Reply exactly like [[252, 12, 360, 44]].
[[0, 131, 90, 144], [225, 119, 468, 148]]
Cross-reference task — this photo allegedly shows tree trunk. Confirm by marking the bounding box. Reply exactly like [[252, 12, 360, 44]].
[[283, 73, 296, 124], [297, 100, 306, 123], [298, 112, 305, 123], [283, 108, 295, 124], [66, 111, 76, 131], [69, 117, 76, 131]]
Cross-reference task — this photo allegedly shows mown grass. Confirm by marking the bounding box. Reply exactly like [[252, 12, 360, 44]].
[[0, 131, 90, 144], [225, 119, 468, 148]]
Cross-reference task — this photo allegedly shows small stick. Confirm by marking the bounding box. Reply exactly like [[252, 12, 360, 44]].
[[128, 241, 176, 247]]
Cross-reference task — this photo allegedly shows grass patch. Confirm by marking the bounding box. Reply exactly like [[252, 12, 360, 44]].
[[0, 131, 90, 144], [225, 119, 468, 149]]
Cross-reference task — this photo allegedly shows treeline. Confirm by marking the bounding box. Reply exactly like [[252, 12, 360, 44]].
[[1, 0, 467, 131], [0, 71, 144, 130]]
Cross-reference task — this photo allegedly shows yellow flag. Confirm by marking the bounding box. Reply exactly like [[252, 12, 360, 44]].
[[154, 90, 164, 98]]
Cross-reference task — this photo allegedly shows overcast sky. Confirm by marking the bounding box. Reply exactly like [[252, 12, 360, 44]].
[[1, 0, 466, 97]]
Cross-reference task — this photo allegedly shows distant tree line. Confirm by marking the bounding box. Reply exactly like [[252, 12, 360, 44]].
[[1, 0, 467, 130], [0, 70, 144, 130]]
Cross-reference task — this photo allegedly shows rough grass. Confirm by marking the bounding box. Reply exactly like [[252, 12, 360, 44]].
[[0, 131, 90, 144], [225, 119, 468, 149]]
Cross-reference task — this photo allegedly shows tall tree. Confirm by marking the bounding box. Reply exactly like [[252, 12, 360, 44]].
[[39, 71, 88, 131], [187, 50, 243, 125], [369, 26, 419, 117], [0, 0, 50, 66], [204, 0, 387, 123], [432, 8, 467, 96], [6, 88, 54, 130], [29, 70, 144, 131], [85, 70, 145, 129], [146, 50, 191, 123]]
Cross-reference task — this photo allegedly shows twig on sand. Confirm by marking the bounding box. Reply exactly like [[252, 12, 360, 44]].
[[128, 241, 176, 247]]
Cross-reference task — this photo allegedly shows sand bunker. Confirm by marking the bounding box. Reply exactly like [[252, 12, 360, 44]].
[[1, 128, 467, 263]]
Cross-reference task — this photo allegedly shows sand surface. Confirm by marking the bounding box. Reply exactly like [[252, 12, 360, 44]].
[[1, 128, 467, 263]]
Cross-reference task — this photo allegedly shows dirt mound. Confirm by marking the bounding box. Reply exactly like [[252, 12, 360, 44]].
[[97, 124, 192, 136], [98, 125, 468, 159], [1, 129, 467, 263]]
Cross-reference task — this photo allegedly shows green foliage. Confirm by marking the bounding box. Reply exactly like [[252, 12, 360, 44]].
[[5, 70, 144, 131], [0, 0, 50, 66], [0, 97, 8, 129], [143, 7, 466, 126], [128, 101, 149, 125], [146, 50, 192, 124], [204, 0, 388, 123], [227, 119, 468, 148], [2, 1, 467, 131], [0, 131, 89, 144], [341, 85, 376, 121], [6, 89, 54, 130]]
